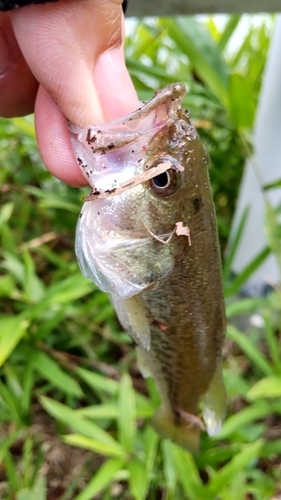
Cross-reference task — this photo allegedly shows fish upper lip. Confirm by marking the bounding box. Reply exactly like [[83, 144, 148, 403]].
[[69, 82, 187, 152]]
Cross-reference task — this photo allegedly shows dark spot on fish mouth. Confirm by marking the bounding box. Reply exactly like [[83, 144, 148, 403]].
[[108, 143, 115, 149], [93, 191, 100, 195], [105, 188, 117, 194], [79, 212, 83, 218], [77, 157, 82, 164], [89, 135, 97, 143], [86, 129, 91, 143], [192, 195, 202, 212]]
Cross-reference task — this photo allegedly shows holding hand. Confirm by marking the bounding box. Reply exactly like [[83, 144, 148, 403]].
[[0, 0, 139, 185]]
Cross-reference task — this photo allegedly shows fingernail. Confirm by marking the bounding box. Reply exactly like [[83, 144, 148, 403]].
[[94, 47, 139, 120], [0, 27, 11, 76]]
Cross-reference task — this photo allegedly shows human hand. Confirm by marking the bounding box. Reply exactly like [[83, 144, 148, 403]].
[[0, 0, 139, 186]]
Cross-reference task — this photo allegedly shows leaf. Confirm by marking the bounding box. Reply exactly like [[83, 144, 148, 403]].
[[142, 427, 159, 496], [25, 186, 80, 212], [118, 373, 136, 454], [16, 478, 47, 500], [264, 314, 281, 373], [22, 250, 45, 302], [226, 297, 266, 318], [223, 205, 250, 283], [0, 429, 21, 463], [76, 367, 119, 395], [224, 246, 271, 298], [21, 361, 34, 415], [62, 434, 124, 457], [30, 274, 94, 319], [40, 396, 124, 455], [217, 16, 241, 52], [4, 451, 22, 492], [129, 459, 147, 500], [264, 202, 281, 275], [227, 325, 274, 377], [76, 367, 154, 417], [219, 400, 272, 439], [171, 444, 206, 499], [207, 440, 263, 496], [228, 73, 256, 129], [30, 350, 83, 397], [74, 458, 125, 500], [263, 178, 281, 191], [11, 117, 36, 138], [162, 440, 178, 494], [196, 443, 242, 470], [248, 377, 281, 400], [0, 274, 15, 298], [161, 17, 229, 104], [77, 404, 119, 419], [0, 202, 14, 228], [0, 316, 29, 367]]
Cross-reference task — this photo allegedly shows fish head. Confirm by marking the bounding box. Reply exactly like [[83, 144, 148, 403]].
[[70, 83, 211, 299]]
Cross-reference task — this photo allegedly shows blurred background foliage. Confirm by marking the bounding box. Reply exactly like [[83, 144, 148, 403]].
[[0, 13, 281, 500]]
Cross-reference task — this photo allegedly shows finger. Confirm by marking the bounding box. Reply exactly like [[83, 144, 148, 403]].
[[35, 85, 88, 187], [0, 12, 38, 117]]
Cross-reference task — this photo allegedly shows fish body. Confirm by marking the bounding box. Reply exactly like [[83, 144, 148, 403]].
[[70, 83, 226, 452]]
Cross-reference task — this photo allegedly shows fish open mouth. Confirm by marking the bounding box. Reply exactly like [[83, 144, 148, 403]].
[[69, 83, 187, 196]]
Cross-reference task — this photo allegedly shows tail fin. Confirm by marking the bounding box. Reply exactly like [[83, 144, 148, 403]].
[[152, 405, 200, 454], [202, 364, 227, 436]]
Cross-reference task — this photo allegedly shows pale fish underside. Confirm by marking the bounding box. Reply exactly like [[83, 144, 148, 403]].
[[70, 83, 227, 453]]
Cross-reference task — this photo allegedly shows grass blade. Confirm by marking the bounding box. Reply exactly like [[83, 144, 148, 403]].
[[207, 440, 263, 496], [171, 444, 206, 499], [74, 458, 125, 500], [161, 17, 228, 104], [227, 325, 274, 377], [30, 350, 83, 397], [223, 205, 250, 283], [118, 373, 136, 454], [248, 376, 281, 400], [218, 16, 241, 51], [40, 396, 124, 455], [0, 316, 29, 367], [224, 246, 271, 297]]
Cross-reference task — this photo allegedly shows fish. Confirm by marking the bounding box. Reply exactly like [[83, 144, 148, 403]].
[[69, 82, 226, 453]]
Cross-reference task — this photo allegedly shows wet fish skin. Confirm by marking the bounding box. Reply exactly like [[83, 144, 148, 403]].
[[71, 83, 226, 452]]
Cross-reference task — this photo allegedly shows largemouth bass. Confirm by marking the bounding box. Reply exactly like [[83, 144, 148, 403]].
[[70, 83, 226, 453]]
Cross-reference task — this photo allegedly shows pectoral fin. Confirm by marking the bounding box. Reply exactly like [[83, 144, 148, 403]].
[[136, 347, 151, 378], [202, 365, 226, 437], [111, 294, 151, 350]]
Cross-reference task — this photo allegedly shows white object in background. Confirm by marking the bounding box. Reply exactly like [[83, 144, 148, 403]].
[[230, 15, 281, 294]]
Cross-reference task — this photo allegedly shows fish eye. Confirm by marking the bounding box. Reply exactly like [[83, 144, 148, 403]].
[[149, 168, 180, 197]]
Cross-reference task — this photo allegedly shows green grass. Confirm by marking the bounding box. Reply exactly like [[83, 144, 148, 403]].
[[1, 13, 281, 500]]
